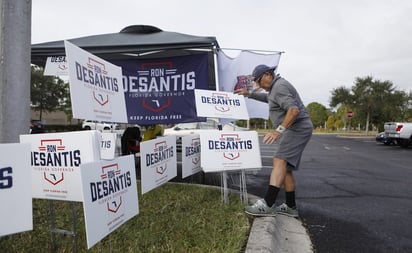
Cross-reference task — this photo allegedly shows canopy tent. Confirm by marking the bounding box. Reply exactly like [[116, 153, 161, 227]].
[[31, 25, 219, 89], [31, 25, 219, 62]]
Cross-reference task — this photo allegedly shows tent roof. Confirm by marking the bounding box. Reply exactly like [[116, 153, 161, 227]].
[[31, 25, 219, 66]]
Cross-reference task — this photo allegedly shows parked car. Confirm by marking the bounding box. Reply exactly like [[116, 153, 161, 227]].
[[30, 119, 45, 134], [375, 132, 393, 145], [82, 120, 119, 131], [384, 122, 412, 148], [163, 118, 249, 139]]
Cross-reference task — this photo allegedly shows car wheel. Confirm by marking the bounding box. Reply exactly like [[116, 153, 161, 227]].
[[84, 126, 91, 130], [399, 139, 411, 148]]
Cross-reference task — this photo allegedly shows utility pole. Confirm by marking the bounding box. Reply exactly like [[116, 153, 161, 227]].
[[0, 0, 32, 143]]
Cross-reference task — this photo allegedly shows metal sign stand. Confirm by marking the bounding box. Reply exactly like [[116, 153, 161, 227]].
[[221, 171, 229, 204], [221, 170, 249, 204], [49, 200, 78, 253], [240, 170, 248, 203]]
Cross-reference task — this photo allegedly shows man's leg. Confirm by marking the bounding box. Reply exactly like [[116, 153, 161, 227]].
[[269, 158, 288, 187], [275, 170, 299, 217], [284, 171, 296, 208], [264, 158, 287, 206]]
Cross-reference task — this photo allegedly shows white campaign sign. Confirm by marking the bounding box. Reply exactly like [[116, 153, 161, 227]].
[[64, 40, 127, 123], [81, 155, 139, 249], [0, 143, 33, 237], [20, 130, 101, 202], [199, 130, 262, 172], [140, 135, 177, 194], [194, 89, 249, 120], [181, 134, 201, 178], [44, 56, 69, 76], [99, 132, 117, 160]]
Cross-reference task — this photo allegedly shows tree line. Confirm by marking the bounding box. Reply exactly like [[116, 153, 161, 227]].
[[307, 76, 412, 133]]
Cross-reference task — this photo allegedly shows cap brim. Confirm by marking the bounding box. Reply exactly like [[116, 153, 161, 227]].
[[253, 76, 261, 82]]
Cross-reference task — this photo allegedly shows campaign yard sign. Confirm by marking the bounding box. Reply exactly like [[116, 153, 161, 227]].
[[64, 40, 128, 123], [199, 130, 262, 172], [99, 132, 117, 160], [194, 89, 249, 120], [0, 143, 32, 237], [140, 135, 177, 194], [20, 130, 101, 202], [181, 134, 202, 178], [43, 56, 69, 76], [81, 155, 138, 249]]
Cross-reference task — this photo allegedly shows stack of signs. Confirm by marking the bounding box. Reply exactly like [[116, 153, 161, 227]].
[[99, 132, 117, 160], [181, 135, 202, 178], [140, 135, 177, 194], [0, 143, 32, 236], [80, 155, 138, 249], [20, 130, 101, 202]]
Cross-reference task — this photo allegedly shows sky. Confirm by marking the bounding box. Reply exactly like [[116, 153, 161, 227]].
[[31, 0, 412, 108]]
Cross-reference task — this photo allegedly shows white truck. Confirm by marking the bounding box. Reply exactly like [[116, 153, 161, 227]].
[[82, 120, 119, 131], [384, 122, 412, 147]]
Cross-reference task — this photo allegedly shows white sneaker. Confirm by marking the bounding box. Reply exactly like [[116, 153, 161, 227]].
[[244, 199, 276, 217], [274, 203, 299, 218]]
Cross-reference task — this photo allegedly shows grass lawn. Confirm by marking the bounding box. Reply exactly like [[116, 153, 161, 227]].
[[0, 183, 250, 253]]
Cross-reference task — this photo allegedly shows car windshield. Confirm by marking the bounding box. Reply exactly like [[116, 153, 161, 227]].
[[199, 120, 217, 129], [175, 123, 198, 130]]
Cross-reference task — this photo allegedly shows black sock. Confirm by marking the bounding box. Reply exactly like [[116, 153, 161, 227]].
[[285, 191, 296, 208], [264, 185, 280, 207]]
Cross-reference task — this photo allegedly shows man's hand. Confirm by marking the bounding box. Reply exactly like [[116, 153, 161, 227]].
[[263, 131, 282, 144], [234, 88, 249, 96]]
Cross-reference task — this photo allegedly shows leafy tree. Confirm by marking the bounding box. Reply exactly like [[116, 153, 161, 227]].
[[326, 115, 335, 130], [330, 76, 409, 134], [306, 102, 328, 128], [330, 86, 353, 107], [335, 119, 344, 129], [31, 66, 69, 120], [392, 90, 412, 122], [335, 105, 352, 130], [60, 82, 73, 122]]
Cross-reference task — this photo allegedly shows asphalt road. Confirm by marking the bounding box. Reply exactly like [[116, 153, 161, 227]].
[[245, 133, 412, 253]]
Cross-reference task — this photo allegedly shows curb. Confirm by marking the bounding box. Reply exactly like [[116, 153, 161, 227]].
[[245, 216, 313, 253], [245, 196, 313, 253]]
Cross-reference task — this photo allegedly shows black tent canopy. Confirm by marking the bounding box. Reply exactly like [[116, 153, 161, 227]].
[[31, 25, 219, 88], [31, 25, 219, 65]]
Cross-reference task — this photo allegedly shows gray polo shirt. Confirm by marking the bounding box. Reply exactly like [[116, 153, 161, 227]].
[[249, 75, 312, 169], [249, 75, 310, 127]]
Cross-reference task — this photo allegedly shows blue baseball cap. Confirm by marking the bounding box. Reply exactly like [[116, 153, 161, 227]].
[[252, 64, 277, 81]]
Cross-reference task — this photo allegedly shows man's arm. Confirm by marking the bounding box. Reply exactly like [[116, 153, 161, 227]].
[[263, 107, 300, 144], [278, 107, 299, 129]]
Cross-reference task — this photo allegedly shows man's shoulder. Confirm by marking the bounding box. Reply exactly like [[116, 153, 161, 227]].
[[275, 76, 292, 85], [273, 77, 294, 90]]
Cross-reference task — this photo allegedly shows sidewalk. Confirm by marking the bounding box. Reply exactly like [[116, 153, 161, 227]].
[[245, 196, 313, 253]]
